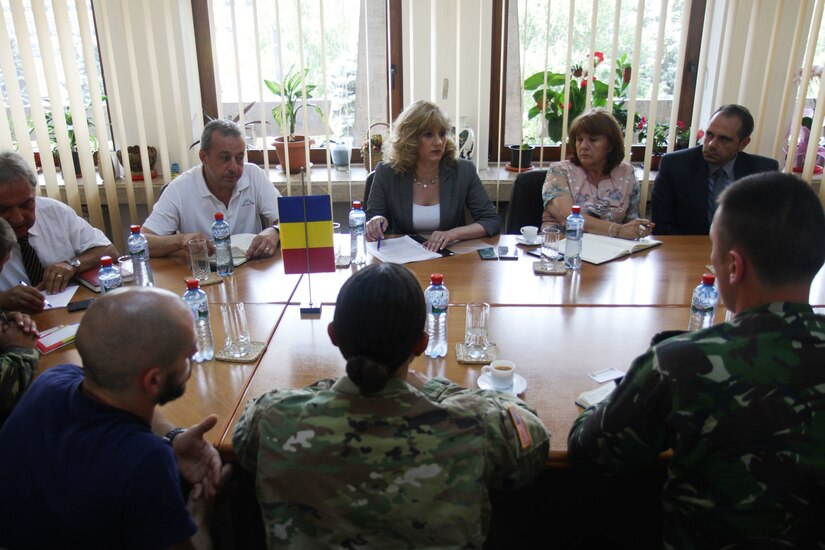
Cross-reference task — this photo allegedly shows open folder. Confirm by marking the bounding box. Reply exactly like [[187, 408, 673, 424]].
[[558, 234, 662, 265]]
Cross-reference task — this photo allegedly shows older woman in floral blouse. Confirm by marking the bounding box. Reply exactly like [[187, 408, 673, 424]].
[[541, 108, 654, 240]]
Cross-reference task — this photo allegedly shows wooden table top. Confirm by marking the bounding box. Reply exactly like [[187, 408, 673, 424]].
[[30, 234, 825, 464], [220, 304, 710, 462]]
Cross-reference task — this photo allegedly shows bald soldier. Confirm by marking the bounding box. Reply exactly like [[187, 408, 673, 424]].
[[0, 287, 222, 549], [569, 172, 825, 547]]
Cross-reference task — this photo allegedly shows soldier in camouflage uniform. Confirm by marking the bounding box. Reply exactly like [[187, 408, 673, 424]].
[[233, 263, 550, 548], [0, 217, 39, 425], [568, 172, 825, 548]]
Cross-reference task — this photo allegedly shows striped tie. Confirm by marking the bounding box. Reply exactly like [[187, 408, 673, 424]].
[[17, 236, 44, 286]]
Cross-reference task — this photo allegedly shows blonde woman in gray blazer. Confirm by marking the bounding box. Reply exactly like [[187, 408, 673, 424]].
[[365, 101, 500, 252]]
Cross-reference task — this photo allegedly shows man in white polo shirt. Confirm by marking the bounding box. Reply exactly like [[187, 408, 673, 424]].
[[143, 119, 281, 259]]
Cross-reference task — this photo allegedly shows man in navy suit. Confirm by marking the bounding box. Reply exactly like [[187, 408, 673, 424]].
[[651, 104, 779, 235]]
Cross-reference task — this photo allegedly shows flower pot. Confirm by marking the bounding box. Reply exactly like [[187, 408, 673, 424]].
[[650, 154, 662, 170], [509, 145, 534, 169], [117, 146, 158, 173], [273, 136, 313, 174]]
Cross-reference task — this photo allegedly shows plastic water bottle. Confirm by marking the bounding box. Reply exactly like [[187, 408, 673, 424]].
[[564, 205, 584, 270], [349, 200, 367, 265], [128, 225, 154, 287], [687, 273, 719, 331], [212, 212, 234, 277], [97, 255, 121, 293], [182, 278, 215, 362], [424, 273, 449, 358]]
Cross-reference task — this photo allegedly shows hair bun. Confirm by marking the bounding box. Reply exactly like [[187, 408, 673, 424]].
[[346, 355, 392, 393]]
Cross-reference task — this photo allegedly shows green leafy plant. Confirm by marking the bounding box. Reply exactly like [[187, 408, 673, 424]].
[[637, 118, 693, 154], [525, 52, 637, 143], [29, 96, 107, 152], [264, 67, 324, 139]]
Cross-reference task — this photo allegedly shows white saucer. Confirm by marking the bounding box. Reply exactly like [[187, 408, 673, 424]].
[[516, 236, 541, 246], [477, 373, 527, 395]]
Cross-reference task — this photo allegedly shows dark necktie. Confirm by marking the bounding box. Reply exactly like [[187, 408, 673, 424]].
[[18, 236, 44, 286], [708, 169, 728, 224]]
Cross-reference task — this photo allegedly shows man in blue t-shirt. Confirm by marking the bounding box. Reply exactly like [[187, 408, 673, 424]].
[[0, 287, 222, 549]]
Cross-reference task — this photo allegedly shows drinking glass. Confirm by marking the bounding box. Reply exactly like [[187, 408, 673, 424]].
[[464, 302, 491, 360], [188, 238, 211, 281], [117, 255, 134, 283], [220, 302, 251, 358], [540, 227, 561, 268]]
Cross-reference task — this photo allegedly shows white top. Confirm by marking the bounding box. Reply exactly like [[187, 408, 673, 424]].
[[411, 203, 440, 232], [0, 196, 112, 290], [143, 163, 281, 236]]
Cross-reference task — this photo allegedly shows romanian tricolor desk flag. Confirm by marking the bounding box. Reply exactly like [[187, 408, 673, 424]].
[[278, 195, 335, 274]]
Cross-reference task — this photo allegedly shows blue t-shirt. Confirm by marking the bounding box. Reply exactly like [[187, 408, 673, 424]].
[[0, 364, 196, 549]]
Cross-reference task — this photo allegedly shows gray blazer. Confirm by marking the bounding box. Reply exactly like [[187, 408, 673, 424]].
[[365, 159, 501, 236]]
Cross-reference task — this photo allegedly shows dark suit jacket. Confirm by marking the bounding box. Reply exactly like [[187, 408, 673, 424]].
[[651, 146, 779, 235], [365, 159, 501, 236]]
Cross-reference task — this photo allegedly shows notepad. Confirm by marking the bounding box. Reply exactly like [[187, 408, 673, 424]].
[[36, 324, 79, 354], [575, 383, 616, 408], [558, 234, 662, 265]]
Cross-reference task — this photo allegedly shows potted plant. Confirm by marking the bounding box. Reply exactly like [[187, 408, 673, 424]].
[[264, 67, 324, 173], [637, 118, 695, 169], [30, 98, 105, 176], [508, 139, 535, 170], [525, 52, 639, 143]]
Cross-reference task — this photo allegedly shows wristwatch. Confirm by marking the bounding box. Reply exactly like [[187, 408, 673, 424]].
[[67, 257, 81, 270], [164, 427, 186, 445]]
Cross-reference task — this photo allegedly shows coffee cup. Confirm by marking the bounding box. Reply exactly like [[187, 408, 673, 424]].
[[481, 360, 516, 389], [520, 226, 539, 243]]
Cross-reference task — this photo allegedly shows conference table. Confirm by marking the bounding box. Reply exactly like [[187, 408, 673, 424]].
[[34, 235, 825, 466]]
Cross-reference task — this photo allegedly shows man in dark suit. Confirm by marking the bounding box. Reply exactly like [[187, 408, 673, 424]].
[[651, 104, 779, 235]]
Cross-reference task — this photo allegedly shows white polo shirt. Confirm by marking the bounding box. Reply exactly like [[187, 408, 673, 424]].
[[143, 163, 281, 237], [0, 196, 112, 290]]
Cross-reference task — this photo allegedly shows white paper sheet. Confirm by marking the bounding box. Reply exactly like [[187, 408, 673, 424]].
[[43, 284, 79, 309], [366, 236, 441, 264]]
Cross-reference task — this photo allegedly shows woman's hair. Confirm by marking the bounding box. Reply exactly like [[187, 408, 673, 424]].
[[385, 100, 458, 175], [568, 108, 625, 173], [333, 263, 426, 393]]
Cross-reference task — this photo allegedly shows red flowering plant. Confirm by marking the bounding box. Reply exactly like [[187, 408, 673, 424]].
[[525, 52, 637, 143], [637, 118, 694, 154]]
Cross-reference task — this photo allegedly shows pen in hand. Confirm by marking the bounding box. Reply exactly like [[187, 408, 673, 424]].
[[19, 281, 52, 308], [377, 221, 384, 250]]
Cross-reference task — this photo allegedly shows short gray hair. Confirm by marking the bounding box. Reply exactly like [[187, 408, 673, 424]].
[[0, 151, 37, 189], [0, 218, 15, 259], [200, 119, 243, 153]]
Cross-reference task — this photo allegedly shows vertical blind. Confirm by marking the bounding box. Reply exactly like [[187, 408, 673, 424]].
[[1, 0, 824, 243]]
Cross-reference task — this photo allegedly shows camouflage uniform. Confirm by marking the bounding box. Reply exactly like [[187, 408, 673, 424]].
[[233, 375, 550, 548], [568, 302, 825, 549], [0, 346, 39, 426]]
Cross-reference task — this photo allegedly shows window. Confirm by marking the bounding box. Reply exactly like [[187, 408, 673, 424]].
[[490, 0, 704, 161], [193, 0, 401, 165]]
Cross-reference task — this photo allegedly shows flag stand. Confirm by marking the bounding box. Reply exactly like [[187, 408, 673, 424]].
[[298, 169, 322, 316]]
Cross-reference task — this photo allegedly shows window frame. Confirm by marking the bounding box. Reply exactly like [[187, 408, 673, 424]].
[[190, 0, 403, 167], [488, 0, 708, 164]]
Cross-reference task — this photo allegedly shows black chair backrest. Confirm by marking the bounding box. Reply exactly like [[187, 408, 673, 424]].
[[505, 169, 547, 234], [363, 171, 375, 206]]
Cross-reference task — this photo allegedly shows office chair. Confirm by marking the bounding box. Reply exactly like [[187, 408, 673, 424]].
[[363, 171, 375, 205], [505, 169, 547, 234]]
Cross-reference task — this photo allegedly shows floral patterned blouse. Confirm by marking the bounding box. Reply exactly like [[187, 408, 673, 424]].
[[541, 160, 640, 226]]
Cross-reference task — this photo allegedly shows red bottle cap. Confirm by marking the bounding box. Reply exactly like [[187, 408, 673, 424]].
[[701, 273, 716, 285], [100, 256, 113, 267], [185, 278, 200, 290], [430, 273, 443, 285], [214, 212, 225, 221], [571, 205, 581, 214], [352, 200, 363, 209], [130, 225, 141, 233]]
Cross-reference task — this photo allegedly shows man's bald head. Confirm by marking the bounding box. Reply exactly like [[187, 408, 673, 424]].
[[76, 287, 195, 393]]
